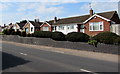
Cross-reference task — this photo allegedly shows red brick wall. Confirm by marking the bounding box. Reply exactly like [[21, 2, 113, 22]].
[[84, 16, 111, 36], [40, 23, 52, 31]]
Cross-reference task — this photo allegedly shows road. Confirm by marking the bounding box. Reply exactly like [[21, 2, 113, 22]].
[[1, 41, 119, 73]]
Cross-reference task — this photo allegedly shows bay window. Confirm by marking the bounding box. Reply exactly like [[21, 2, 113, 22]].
[[43, 26, 49, 31], [89, 21, 103, 31]]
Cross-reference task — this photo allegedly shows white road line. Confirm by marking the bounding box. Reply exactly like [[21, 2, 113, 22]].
[[52, 50, 65, 53], [80, 69, 98, 74], [20, 52, 27, 56], [80, 69, 92, 72]]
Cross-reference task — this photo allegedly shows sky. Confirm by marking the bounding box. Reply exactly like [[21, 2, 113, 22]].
[[0, 0, 120, 26]]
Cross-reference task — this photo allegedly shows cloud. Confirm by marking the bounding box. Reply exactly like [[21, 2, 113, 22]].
[[80, 2, 118, 14], [16, 2, 64, 17], [1, 0, 120, 2]]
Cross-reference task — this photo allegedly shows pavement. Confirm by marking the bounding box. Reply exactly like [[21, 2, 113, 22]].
[[1, 41, 119, 73]]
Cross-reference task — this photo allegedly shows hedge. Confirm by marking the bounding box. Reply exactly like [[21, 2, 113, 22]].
[[34, 31, 52, 38], [93, 32, 119, 44], [51, 31, 66, 41], [65, 32, 89, 42]]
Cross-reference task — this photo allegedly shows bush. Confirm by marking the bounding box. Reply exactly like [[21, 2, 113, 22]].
[[8, 29, 15, 35], [2, 29, 8, 35], [93, 32, 119, 44], [88, 40, 98, 47], [2, 29, 15, 35], [21, 31, 26, 37], [16, 30, 21, 36], [114, 36, 120, 45], [51, 32, 66, 41], [34, 31, 52, 38], [26, 34, 34, 37], [11, 31, 16, 35], [65, 32, 89, 42]]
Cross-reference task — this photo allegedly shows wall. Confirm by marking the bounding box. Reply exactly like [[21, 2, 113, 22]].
[[54, 24, 78, 35], [29, 22, 34, 34], [111, 24, 120, 35], [40, 23, 52, 31], [2, 35, 119, 55], [84, 16, 110, 36]]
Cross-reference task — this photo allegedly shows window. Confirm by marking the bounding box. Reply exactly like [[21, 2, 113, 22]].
[[70, 26, 74, 29], [58, 26, 64, 30], [80, 25, 84, 29], [25, 28, 28, 32], [68, 25, 74, 30], [89, 22, 103, 31], [43, 27, 49, 31], [31, 27, 33, 32]]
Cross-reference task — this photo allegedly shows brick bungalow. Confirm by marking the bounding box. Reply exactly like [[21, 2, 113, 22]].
[[40, 9, 120, 36], [23, 19, 43, 34], [13, 20, 27, 32]]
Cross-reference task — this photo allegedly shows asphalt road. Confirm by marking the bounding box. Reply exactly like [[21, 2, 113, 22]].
[[1, 42, 119, 73]]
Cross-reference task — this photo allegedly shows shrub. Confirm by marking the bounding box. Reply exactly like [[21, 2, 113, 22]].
[[65, 32, 89, 42], [34, 31, 52, 38], [114, 36, 120, 45], [11, 31, 16, 35], [88, 40, 98, 47], [51, 32, 66, 41], [2, 29, 15, 35], [21, 31, 26, 37], [8, 29, 15, 35], [93, 32, 119, 44], [26, 34, 34, 37], [2, 29, 8, 35], [16, 30, 21, 36]]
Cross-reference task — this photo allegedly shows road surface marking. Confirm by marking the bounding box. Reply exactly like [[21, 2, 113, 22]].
[[80, 69, 92, 72], [52, 50, 65, 53], [80, 69, 98, 74], [20, 52, 27, 56]]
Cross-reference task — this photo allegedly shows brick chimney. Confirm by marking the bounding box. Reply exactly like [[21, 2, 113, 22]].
[[54, 17, 57, 23], [90, 9, 93, 17], [35, 19, 39, 22]]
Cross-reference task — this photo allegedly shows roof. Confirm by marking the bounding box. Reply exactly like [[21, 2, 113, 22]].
[[17, 20, 27, 29], [48, 11, 119, 25], [29, 21, 43, 27]]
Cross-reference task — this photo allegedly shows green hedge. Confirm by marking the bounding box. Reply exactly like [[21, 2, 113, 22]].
[[51, 31, 66, 41], [34, 31, 52, 38], [3, 29, 15, 35], [20, 31, 26, 37], [93, 32, 119, 44], [65, 32, 89, 42]]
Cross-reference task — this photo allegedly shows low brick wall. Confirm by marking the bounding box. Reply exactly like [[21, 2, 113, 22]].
[[1, 35, 119, 55]]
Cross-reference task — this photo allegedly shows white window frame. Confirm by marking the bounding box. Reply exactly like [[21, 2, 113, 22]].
[[89, 21, 104, 31], [43, 26, 49, 31], [58, 26, 64, 30]]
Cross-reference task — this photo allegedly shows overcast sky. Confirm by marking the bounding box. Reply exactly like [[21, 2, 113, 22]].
[[0, 0, 119, 26]]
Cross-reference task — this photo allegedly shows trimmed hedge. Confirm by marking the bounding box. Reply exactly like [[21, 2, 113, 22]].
[[34, 31, 52, 38], [3, 29, 15, 35], [93, 32, 119, 44], [21, 31, 26, 37], [51, 31, 66, 41], [65, 32, 89, 42]]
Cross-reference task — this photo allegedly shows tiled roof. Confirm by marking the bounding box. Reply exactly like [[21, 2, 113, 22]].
[[17, 20, 27, 29], [29, 21, 43, 27], [47, 11, 119, 25]]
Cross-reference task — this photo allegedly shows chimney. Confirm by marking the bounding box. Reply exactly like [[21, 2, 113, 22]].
[[89, 3, 93, 17], [90, 9, 93, 17], [35, 19, 39, 22], [54, 17, 57, 23], [4, 24, 6, 27]]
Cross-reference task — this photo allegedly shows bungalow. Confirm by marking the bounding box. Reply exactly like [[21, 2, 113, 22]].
[[23, 19, 43, 34], [40, 9, 120, 36], [13, 20, 27, 32]]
